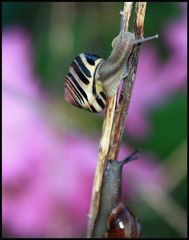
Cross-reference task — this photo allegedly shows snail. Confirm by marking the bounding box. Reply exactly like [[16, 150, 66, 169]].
[[92, 149, 142, 238], [64, 12, 158, 112]]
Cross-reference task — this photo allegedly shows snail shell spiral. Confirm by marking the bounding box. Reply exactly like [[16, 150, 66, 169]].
[[64, 53, 106, 113]]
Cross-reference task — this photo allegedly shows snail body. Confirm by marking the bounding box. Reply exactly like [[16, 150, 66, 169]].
[[64, 13, 158, 112], [92, 150, 142, 238]]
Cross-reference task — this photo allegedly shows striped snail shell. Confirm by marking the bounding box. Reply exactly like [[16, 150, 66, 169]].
[[105, 203, 142, 238], [64, 12, 158, 113], [64, 53, 106, 113]]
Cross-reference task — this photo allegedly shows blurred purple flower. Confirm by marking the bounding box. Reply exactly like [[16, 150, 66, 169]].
[[127, 3, 187, 138], [2, 28, 94, 238], [2, 27, 42, 98], [2, 27, 43, 182], [2, 26, 98, 237], [3, 130, 98, 237]]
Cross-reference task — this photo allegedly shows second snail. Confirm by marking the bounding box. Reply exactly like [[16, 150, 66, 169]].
[[92, 149, 142, 238]]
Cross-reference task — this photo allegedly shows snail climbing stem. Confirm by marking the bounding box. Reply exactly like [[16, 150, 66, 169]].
[[64, 17, 157, 112], [86, 2, 154, 238], [92, 149, 141, 238]]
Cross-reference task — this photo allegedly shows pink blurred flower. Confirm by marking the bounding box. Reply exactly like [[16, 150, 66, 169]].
[[2, 27, 41, 98], [2, 27, 97, 237], [2, 27, 44, 182], [3, 130, 98, 237]]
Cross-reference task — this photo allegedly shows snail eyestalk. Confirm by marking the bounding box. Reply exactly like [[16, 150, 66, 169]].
[[134, 34, 158, 45], [120, 148, 140, 166], [120, 10, 127, 33]]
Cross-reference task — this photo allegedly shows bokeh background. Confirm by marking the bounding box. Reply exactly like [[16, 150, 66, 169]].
[[2, 2, 187, 238]]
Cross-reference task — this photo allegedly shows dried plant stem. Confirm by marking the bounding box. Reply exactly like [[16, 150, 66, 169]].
[[87, 2, 147, 237], [87, 97, 117, 238], [109, 2, 147, 160]]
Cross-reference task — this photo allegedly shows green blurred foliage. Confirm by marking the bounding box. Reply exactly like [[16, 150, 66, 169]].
[[171, 176, 187, 209], [3, 2, 187, 238], [127, 90, 187, 159], [140, 203, 180, 238]]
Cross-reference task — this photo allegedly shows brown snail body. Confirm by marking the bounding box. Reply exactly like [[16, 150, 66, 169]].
[[92, 150, 142, 238]]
